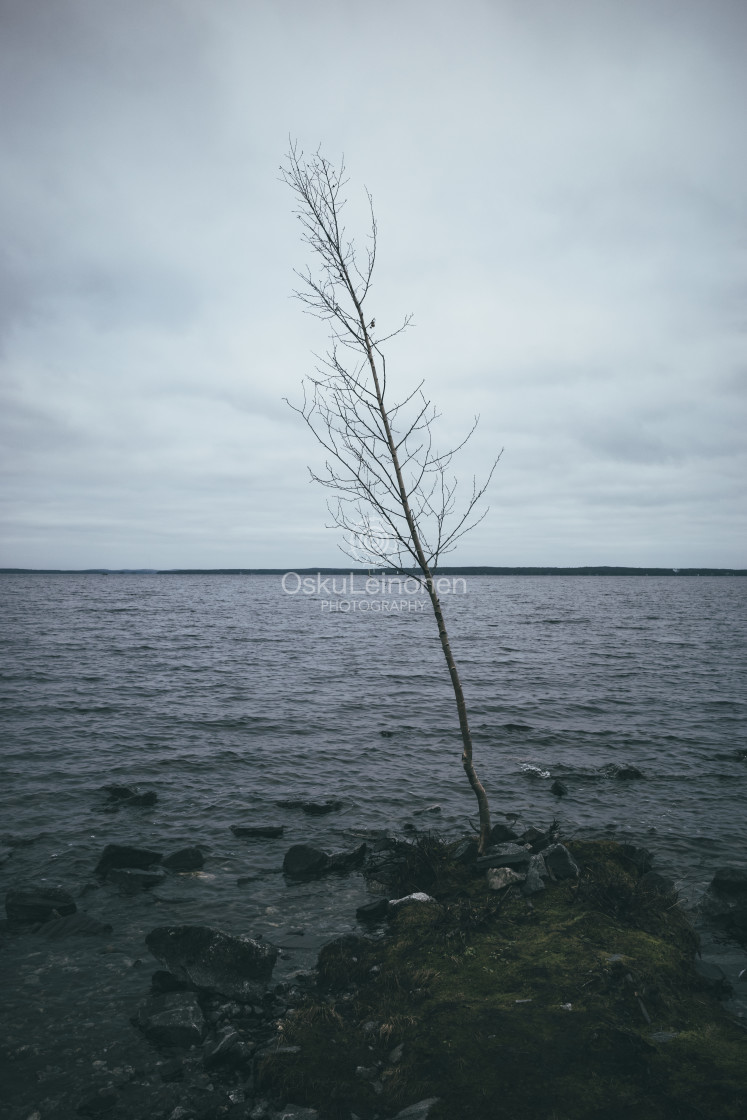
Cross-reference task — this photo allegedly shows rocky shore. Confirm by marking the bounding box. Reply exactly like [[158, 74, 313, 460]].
[[2, 801, 747, 1120]]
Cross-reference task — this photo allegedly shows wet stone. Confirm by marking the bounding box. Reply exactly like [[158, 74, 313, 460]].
[[95, 844, 163, 876], [231, 825, 285, 839], [282, 844, 330, 879], [146, 925, 278, 1001], [710, 867, 747, 896], [543, 843, 580, 880], [135, 991, 207, 1048], [6, 885, 77, 924], [163, 847, 205, 871], [476, 843, 532, 872]]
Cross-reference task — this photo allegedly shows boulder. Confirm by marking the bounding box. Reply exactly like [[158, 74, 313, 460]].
[[95, 844, 162, 877], [613, 765, 644, 779], [452, 838, 479, 863], [282, 844, 330, 879], [489, 822, 520, 843], [694, 959, 732, 996], [356, 898, 389, 922], [134, 991, 206, 1048], [521, 854, 549, 896], [487, 867, 525, 891], [6, 886, 77, 924], [710, 868, 747, 896], [543, 844, 580, 880], [145, 925, 278, 1001], [277, 799, 343, 815], [163, 847, 204, 871], [202, 1025, 247, 1070], [476, 843, 532, 872], [152, 970, 190, 994], [231, 825, 284, 839], [328, 842, 367, 873], [550, 779, 568, 796]]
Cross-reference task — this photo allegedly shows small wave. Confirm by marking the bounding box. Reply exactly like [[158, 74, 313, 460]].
[[520, 763, 550, 779]]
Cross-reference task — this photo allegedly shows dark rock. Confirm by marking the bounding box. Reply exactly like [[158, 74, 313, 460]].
[[550, 779, 568, 796], [328, 842, 367, 873], [487, 867, 525, 890], [282, 844, 330, 879], [107, 867, 167, 891], [6, 885, 77, 924], [356, 898, 389, 922], [95, 843, 163, 877], [488, 823, 519, 844], [452, 837, 479, 863], [76, 1088, 119, 1116], [152, 970, 190, 994], [102, 785, 157, 806], [146, 925, 278, 1001], [159, 1057, 185, 1082], [476, 843, 532, 871], [276, 798, 343, 815], [102, 784, 137, 801], [163, 847, 204, 871], [618, 844, 654, 876], [231, 825, 284, 839], [543, 843, 580, 880], [613, 765, 644, 779], [694, 959, 732, 996], [202, 1026, 248, 1070], [32, 912, 112, 938], [639, 870, 675, 895], [710, 867, 747, 896], [135, 991, 207, 1048]]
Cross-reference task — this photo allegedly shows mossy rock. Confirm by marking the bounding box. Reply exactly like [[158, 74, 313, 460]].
[[259, 838, 746, 1120]]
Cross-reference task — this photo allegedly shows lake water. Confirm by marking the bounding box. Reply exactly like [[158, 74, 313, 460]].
[[1, 573, 746, 1115]]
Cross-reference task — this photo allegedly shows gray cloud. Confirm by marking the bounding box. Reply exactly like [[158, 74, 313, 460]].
[[0, 0, 745, 568]]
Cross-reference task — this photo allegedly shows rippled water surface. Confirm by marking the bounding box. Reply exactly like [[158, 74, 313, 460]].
[[1, 573, 746, 1113]]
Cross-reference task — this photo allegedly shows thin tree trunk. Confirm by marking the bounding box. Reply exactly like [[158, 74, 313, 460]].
[[353, 304, 492, 853]]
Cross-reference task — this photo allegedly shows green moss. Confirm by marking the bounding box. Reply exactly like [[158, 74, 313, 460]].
[[258, 839, 746, 1120]]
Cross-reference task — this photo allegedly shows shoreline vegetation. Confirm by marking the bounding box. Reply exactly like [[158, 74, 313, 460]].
[[1, 567, 746, 576], [256, 832, 746, 1120], [6, 821, 745, 1120]]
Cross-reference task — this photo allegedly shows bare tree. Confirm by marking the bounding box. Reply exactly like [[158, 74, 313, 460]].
[[281, 143, 500, 854]]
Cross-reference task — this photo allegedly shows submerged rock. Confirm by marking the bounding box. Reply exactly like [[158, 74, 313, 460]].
[[6, 886, 77, 924], [283, 844, 330, 878], [95, 844, 162, 877], [231, 825, 285, 838], [145, 925, 278, 1001], [134, 991, 206, 1048], [162, 847, 204, 871], [102, 785, 157, 807], [277, 798, 343, 815], [550, 779, 569, 796], [709, 867, 747, 896], [32, 912, 112, 938]]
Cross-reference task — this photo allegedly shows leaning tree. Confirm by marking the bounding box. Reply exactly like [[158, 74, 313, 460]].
[[282, 144, 500, 854]]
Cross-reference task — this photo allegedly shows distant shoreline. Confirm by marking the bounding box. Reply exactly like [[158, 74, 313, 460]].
[[2, 566, 745, 577]]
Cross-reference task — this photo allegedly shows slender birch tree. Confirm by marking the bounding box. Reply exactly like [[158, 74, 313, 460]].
[[282, 144, 500, 854]]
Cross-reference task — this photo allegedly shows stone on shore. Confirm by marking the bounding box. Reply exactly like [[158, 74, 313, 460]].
[[521, 853, 549, 895], [145, 925, 278, 1001], [487, 867, 525, 891], [543, 843, 580, 880], [391, 1100, 440, 1120], [134, 991, 206, 1048], [476, 843, 532, 872], [489, 822, 520, 843], [6, 886, 77, 924], [388, 892, 435, 909]]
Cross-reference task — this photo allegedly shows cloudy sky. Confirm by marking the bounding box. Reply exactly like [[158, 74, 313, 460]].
[[1, 0, 745, 569]]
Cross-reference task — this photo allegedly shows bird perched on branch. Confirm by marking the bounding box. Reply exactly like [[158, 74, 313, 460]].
[[369, 319, 375, 330]]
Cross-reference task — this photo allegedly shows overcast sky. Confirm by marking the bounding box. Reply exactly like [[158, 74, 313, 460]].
[[1, 0, 745, 569]]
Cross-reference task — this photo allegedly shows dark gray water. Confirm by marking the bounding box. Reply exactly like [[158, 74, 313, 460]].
[[1, 573, 746, 1115]]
